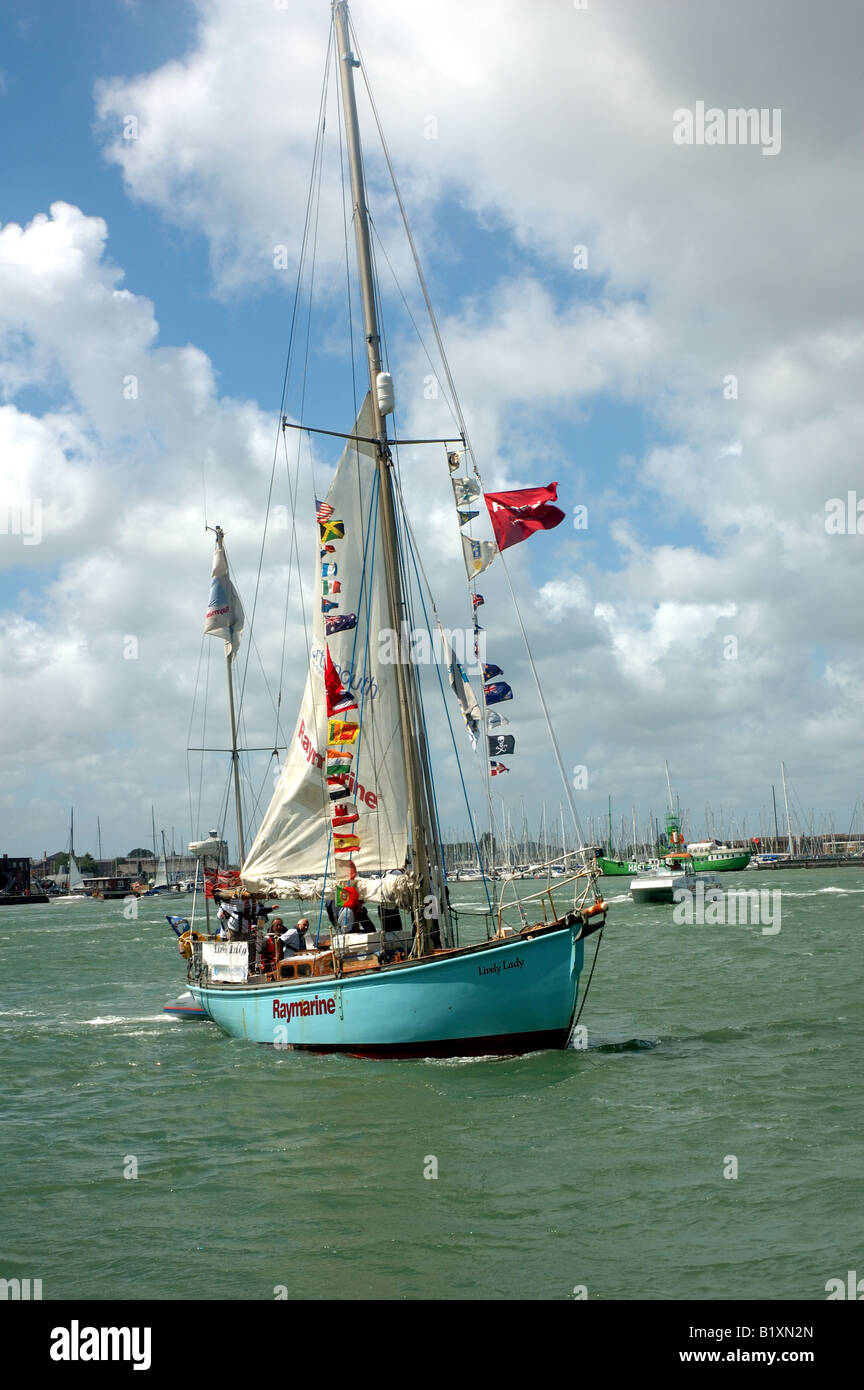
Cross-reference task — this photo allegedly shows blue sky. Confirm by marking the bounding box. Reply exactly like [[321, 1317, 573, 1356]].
[[1, 0, 863, 861]]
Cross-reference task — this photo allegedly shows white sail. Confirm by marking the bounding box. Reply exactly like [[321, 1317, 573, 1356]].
[[153, 853, 169, 888], [65, 854, 85, 891], [242, 396, 409, 888]]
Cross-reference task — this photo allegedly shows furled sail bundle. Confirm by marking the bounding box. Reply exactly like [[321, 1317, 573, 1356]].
[[242, 396, 409, 890]]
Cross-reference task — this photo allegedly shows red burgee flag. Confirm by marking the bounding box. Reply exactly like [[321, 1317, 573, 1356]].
[[324, 645, 357, 717], [483, 483, 565, 551]]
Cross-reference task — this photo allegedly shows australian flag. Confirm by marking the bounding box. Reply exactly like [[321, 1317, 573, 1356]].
[[484, 681, 513, 704], [326, 613, 357, 636]]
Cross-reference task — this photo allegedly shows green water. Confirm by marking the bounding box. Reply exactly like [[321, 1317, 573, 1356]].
[[1, 871, 861, 1301]]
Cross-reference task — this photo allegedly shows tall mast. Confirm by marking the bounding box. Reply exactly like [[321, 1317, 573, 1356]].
[[780, 761, 793, 856], [226, 634, 245, 863], [333, 1, 450, 949]]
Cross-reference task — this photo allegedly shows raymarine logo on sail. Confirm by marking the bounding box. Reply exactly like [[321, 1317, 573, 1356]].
[[50, 1321, 151, 1371]]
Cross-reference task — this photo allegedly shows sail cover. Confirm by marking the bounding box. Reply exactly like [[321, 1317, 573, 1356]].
[[242, 396, 409, 887]]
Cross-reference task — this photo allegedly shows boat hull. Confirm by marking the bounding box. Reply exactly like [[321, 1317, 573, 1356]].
[[690, 852, 751, 872], [630, 880, 679, 904], [597, 857, 652, 876], [630, 872, 724, 905], [188, 924, 586, 1057], [163, 992, 210, 1021], [600, 852, 751, 876]]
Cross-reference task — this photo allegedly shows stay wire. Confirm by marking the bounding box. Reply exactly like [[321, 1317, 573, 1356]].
[[235, 20, 334, 724], [357, 22, 589, 860], [401, 510, 495, 916]]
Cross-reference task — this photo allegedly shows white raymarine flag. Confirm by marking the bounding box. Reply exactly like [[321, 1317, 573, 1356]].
[[205, 533, 245, 658]]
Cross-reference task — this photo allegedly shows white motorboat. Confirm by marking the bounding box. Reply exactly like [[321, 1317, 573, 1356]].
[[630, 859, 724, 905]]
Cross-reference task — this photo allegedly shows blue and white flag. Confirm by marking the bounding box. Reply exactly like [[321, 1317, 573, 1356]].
[[452, 477, 480, 507]]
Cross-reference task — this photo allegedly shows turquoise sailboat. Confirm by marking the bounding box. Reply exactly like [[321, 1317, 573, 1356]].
[[182, 1, 607, 1056]]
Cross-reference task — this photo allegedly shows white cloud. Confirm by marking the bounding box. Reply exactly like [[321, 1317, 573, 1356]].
[[0, 203, 316, 853]]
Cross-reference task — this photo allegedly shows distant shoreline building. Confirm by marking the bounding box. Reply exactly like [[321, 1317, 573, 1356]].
[[27, 838, 229, 886], [0, 855, 33, 895]]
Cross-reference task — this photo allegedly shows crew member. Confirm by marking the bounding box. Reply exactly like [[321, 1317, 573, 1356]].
[[278, 918, 310, 958], [259, 930, 277, 972]]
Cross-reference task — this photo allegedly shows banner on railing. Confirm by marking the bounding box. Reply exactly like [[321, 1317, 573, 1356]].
[[202, 941, 248, 982]]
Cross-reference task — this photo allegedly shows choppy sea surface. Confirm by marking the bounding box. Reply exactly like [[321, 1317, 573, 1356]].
[[1, 869, 861, 1301]]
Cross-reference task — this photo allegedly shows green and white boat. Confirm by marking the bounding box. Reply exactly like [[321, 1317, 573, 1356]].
[[686, 842, 751, 873], [598, 843, 750, 877], [598, 789, 752, 876], [597, 854, 659, 877]]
